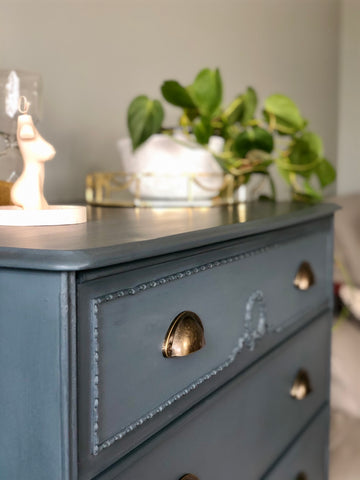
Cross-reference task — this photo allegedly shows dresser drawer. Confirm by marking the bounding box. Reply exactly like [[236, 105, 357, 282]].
[[95, 313, 330, 480], [263, 406, 329, 479], [78, 224, 332, 477]]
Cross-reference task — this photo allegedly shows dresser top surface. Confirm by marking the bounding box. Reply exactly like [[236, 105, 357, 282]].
[[0, 202, 337, 271]]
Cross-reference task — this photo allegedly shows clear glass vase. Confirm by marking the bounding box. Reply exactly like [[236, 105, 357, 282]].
[[0, 70, 42, 205]]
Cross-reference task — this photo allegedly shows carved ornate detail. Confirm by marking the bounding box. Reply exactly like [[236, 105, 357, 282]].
[[243, 290, 267, 350], [90, 243, 277, 455], [94, 245, 275, 305], [91, 300, 101, 455]]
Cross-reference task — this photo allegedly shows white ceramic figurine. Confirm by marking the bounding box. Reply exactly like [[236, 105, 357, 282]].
[[0, 95, 86, 225], [11, 96, 56, 210]]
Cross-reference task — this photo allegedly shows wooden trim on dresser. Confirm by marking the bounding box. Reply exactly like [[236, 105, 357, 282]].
[[60, 272, 78, 480]]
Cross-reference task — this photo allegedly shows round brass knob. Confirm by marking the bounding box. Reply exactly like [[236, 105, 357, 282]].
[[162, 311, 205, 358], [290, 369, 312, 400], [179, 475, 200, 480], [294, 261, 315, 290]]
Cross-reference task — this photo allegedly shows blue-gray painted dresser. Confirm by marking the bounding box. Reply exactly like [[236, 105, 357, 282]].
[[0, 202, 338, 480]]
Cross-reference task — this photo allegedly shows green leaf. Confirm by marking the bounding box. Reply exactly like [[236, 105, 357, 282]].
[[222, 87, 257, 125], [188, 68, 223, 117], [161, 80, 196, 109], [263, 110, 300, 135], [127, 95, 164, 150], [292, 192, 321, 204], [289, 136, 318, 169], [241, 87, 258, 125], [315, 158, 336, 187], [233, 126, 274, 158], [183, 108, 199, 122], [303, 180, 323, 201], [259, 195, 275, 202], [264, 94, 305, 132], [193, 117, 213, 145], [222, 95, 244, 125], [288, 131, 326, 180], [301, 132, 323, 157]]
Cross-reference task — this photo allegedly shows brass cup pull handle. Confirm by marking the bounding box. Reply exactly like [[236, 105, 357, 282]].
[[162, 311, 205, 358], [290, 369, 312, 400], [294, 261, 315, 291], [179, 475, 200, 480]]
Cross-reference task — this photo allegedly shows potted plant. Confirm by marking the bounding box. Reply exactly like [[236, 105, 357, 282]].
[[122, 67, 336, 203]]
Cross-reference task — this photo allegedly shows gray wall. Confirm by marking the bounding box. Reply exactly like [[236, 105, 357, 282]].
[[337, 0, 360, 195], [0, 0, 340, 202]]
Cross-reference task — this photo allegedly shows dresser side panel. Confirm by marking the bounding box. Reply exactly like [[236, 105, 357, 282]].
[[0, 268, 72, 480]]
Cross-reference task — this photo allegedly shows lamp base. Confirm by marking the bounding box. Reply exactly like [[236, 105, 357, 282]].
[[0, 205, 87, 226]]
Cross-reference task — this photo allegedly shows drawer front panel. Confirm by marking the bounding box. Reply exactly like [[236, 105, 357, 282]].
[[78, 225, 332, 475], [264, 406, 329, 479], [96, 314, 330, 480]]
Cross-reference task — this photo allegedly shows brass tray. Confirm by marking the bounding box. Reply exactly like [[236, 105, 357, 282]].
[[85, 171, 242, 208]]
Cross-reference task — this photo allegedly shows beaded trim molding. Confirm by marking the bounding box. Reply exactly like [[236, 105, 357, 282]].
[[90, 244, 277, 455]]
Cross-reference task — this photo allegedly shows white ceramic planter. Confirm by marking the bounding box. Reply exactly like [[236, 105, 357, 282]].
[[116, 133, 224, 201]]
